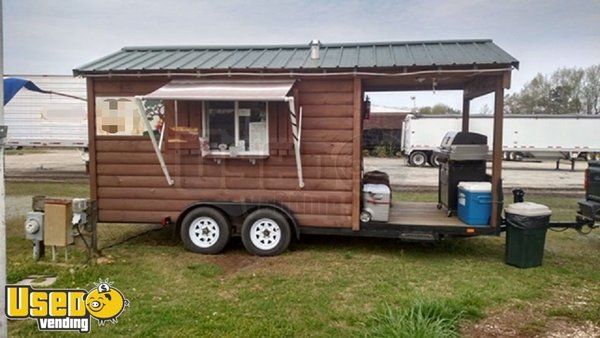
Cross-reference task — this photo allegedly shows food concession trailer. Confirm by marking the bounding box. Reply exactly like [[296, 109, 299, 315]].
[[71, 39, 520, 256]]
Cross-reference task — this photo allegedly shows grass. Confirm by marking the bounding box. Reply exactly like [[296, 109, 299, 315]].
[[6, 181, 90, 197], [5, 182, 600, 337], [367, 297, 483, 337], [5, 148, 50, 156]]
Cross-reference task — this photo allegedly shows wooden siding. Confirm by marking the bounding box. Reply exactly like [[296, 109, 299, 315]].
[[92, 78, 358, 228]]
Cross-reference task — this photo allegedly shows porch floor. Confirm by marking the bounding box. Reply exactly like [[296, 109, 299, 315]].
[[388, 201, 475, 227]]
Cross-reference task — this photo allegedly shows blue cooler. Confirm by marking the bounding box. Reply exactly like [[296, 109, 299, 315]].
[[457, 182, 492, 226]]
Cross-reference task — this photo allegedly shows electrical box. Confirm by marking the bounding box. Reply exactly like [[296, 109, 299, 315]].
[[25, 211, 44, 241], [71, 198, 90, 228], [44, 199, 73, 246], [72, 198, 89, 213]]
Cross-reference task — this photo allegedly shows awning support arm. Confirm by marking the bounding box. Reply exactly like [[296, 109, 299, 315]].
[[285, 96, 305, 188], [158, 122, 166, 151], [135, 97, 175, 186]]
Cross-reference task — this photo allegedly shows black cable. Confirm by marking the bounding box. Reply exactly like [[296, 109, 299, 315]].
[[577, 227, 595, 235], [101, 225, 163, 250], [74, 223, 93, 262]]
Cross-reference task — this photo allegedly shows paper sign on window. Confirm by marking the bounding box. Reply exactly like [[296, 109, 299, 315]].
[[249, 122, 267, 153]]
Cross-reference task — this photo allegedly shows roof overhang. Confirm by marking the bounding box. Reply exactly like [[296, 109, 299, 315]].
[[140, 79, 296, 101]]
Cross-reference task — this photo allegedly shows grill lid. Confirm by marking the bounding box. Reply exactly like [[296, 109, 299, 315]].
[[440, 131, 487, 148]]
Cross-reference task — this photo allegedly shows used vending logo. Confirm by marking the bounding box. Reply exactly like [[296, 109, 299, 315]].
[[5, 279, 129, 333]]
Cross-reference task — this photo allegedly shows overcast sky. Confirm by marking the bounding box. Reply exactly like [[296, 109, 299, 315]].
[[4, 0, 599, 112]]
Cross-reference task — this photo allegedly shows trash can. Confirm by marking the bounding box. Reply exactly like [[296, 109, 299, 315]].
[[504, 202, 552, 268], [457, 182, 492, 226]]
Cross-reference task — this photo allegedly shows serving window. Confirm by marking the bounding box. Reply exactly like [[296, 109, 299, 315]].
[[204, 101, 268, 155]]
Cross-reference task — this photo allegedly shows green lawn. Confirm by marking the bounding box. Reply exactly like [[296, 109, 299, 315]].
[[6, 182, 600, 337]]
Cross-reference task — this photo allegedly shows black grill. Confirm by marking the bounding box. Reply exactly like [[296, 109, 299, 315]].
[[435, 132, 489, 215]]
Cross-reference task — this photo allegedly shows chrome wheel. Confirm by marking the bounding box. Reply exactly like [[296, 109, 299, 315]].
[[249, 218, 281, 251], [189, 217, 220, 248]]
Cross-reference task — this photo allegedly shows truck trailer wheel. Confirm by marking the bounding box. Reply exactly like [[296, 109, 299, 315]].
[[409, 151, 427, 167], [428, 153, 441, 167], [180, 207, 231, 254], [241, 209, 291, 256], [508, 151, 522, 161]]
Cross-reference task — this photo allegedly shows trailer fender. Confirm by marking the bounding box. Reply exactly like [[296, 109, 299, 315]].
[[175, 202, 300, 240]]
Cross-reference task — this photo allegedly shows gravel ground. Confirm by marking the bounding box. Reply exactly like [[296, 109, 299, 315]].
[[366, 157, 585, 190], [4, 149, 587, 191], [5, 148, 87, 181]]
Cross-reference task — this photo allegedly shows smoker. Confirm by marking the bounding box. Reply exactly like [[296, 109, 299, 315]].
[[435, 132, 489, 216]]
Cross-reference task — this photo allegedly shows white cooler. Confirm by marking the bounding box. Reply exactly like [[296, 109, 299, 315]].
[[361, 184, 391, 222]]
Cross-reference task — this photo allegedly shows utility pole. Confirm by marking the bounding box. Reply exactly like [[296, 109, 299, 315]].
[[0, 0, 7, 336]]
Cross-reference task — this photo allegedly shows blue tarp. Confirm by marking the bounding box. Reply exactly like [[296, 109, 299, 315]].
[[4, 78, 50, 105]]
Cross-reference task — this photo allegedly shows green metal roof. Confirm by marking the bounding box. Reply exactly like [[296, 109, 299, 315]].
[[74, 39, 518, 75]]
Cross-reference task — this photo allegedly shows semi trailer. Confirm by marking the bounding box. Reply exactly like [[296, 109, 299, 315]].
[[4, 75, 88, 149], [402, 114, 600, 167]]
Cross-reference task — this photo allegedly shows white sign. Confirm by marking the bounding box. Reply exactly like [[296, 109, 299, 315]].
[[249, 122, 267, 153]]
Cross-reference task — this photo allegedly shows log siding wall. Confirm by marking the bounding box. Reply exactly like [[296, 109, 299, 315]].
[[91, 78, 358, 229]]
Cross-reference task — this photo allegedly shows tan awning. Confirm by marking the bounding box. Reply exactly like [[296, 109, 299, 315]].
[[141, 79, 296, 101]]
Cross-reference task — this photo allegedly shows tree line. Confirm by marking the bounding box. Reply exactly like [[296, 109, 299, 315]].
[[505, 65, 600, 115], [414, 65, 599, 115]]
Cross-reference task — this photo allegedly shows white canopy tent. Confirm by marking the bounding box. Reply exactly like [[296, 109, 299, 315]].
[[135, 79, 305, 188]]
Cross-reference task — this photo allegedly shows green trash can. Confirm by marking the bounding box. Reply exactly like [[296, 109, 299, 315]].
[[504, 202, 552, 268]]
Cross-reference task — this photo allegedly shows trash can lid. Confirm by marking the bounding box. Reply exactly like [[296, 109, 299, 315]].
[[363, 183, 391, 194], [458, 181, 492, 193], [505, 202, 552, 217]]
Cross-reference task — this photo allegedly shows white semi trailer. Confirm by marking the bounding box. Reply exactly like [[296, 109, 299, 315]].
[[401, 114, 600, 166], [4, 75, 87, 148]]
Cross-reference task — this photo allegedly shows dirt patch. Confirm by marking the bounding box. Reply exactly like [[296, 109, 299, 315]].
[[204, 251, 261, 275], [462, 305, 540, 337], [545, 319, 600, 338], [462, 303, 600, 337]]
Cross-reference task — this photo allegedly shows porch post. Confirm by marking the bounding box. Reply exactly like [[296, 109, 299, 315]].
[[461, 95, 470, 132], [351, 77, 362, 231], [490, 77, 504, 228]]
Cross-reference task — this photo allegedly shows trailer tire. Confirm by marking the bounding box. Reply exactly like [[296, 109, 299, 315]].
[[241, 209, 291, 256], [428, 153, 441, 167], [409, 151, 428, 167], [180, 207, 230, 254], [508, 151, 522, 161], [585, 152, 598, 161]]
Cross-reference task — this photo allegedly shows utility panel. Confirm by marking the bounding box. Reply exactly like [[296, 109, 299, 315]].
[[44, 199, 74, 246]]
